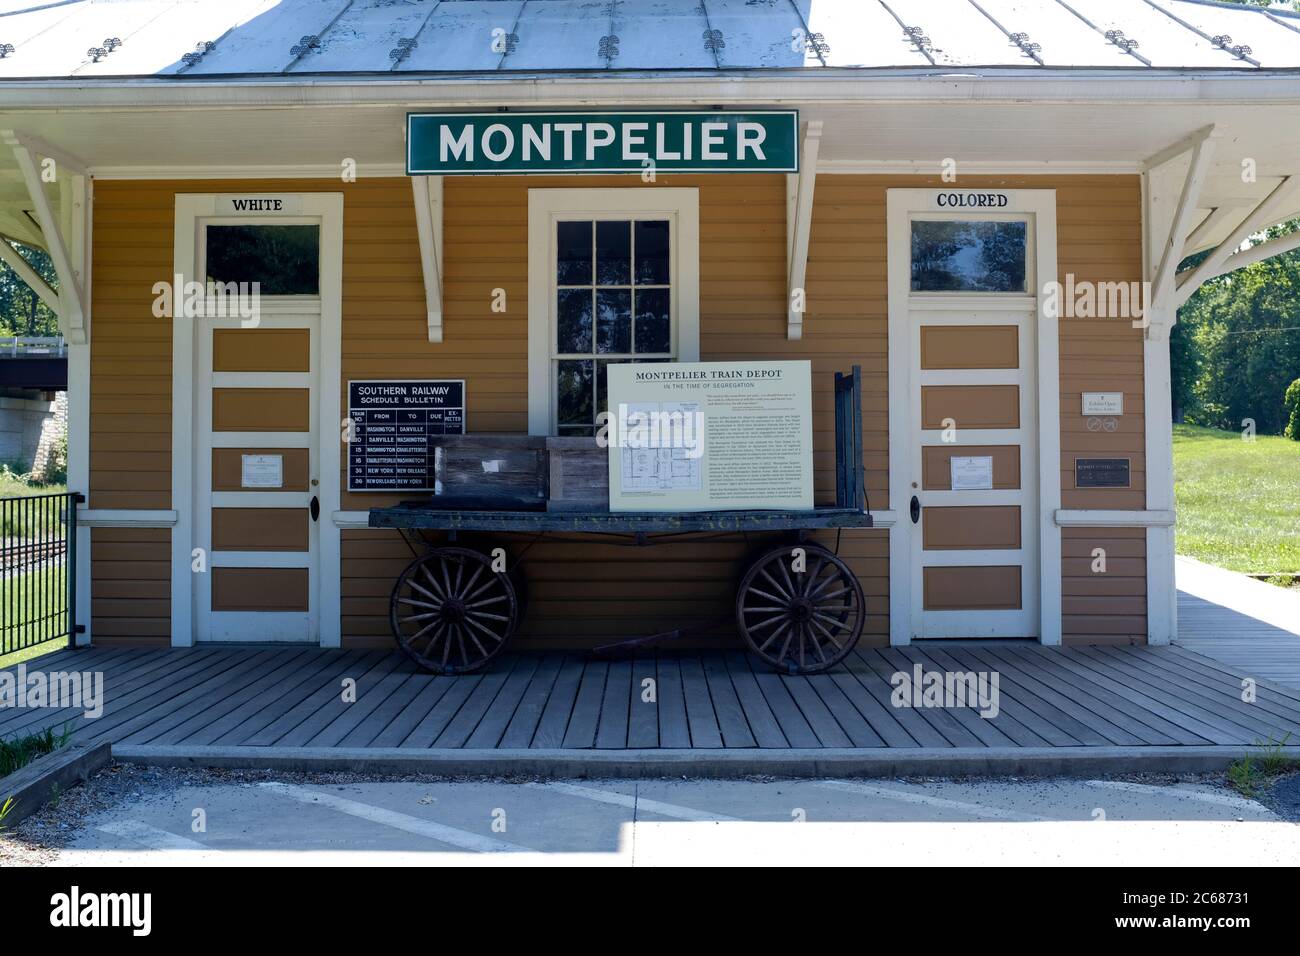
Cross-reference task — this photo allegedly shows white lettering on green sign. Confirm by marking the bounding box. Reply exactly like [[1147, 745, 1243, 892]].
[[407, 111, 799, 175]]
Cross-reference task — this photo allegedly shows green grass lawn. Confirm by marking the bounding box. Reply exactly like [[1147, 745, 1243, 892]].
[[1174, 424, 1300, 580], [0, 565, 68, 668], [0, 467, 68, 539]]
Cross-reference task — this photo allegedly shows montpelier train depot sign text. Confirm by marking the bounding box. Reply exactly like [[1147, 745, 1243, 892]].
[[407, 111, 799, 175]]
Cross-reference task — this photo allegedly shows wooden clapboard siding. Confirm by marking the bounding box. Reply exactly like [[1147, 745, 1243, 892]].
[[87, 174, 1145, 650], [1061, 527, 1147, 645]]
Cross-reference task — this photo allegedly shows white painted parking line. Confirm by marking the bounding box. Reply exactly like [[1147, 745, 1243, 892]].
[[533, 781, 741, 822], [257, 782, 529, 853], [96, 820, 211, 851], [815, 780, 1056, 822], [1083, 779, 1263, 812]]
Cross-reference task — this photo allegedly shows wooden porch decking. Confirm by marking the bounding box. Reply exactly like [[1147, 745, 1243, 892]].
[[4, 642, 1300, 751]]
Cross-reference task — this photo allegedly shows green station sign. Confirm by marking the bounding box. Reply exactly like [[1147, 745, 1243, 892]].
[[406, 111, 799, 175]]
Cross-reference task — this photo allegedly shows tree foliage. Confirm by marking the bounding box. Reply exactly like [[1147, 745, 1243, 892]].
[[0, 240, 59, 337], [1174, 220, 1300, 436]]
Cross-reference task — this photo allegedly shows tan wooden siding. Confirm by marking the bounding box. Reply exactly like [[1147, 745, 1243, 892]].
[[88, 174, 1145, 649], [1061, 527, 1147, 645]]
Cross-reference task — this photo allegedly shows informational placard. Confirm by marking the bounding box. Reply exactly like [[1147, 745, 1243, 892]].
[[950, 456, 994, 491], [348, 380, 465, 492], [407, 111, 798, 175], [606, 361, 813, 513], [1076, 458, 1131, 489], [1082, 392, 1124, 416], [240, 454, 283, 489]]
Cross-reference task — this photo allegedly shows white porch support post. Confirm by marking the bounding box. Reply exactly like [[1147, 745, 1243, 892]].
[[1175, 174, 1300, 307], [1139, 127, 1216, 646], [412, 175, 444, 343], [786, 120, 821, 341], [0, 234, 60, 311], [1, 130, 88, 344]]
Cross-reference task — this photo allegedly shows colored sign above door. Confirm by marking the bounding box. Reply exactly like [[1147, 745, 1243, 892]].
[[406, 111, 799, 175]]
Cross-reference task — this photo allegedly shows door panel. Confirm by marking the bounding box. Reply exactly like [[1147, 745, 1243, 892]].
[[910, 305, 1039, 639]]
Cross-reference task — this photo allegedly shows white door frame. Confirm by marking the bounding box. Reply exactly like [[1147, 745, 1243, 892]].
[[885, 188, 1061, 646], [170, 193, 344, 648]]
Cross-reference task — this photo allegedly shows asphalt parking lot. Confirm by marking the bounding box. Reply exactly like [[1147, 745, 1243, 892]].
[[5, 764, 1297, 866]]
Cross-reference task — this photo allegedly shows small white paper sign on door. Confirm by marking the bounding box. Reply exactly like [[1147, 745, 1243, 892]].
[[241, 454, 283, 489], [950, 455, 994, 491]]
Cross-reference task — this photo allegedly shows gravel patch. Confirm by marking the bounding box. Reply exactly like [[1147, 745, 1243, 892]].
[[1257, 771, 1300, 822]]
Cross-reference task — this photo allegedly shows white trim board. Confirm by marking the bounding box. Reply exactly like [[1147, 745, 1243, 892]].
[[80, 510, 179, 528], [1055, 510, 1175, 528]]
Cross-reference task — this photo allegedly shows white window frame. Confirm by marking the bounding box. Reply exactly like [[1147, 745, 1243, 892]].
[[527, 188, 699, 435]]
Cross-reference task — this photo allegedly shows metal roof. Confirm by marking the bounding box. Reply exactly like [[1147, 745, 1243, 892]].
[[1, 0, 1299, 80]]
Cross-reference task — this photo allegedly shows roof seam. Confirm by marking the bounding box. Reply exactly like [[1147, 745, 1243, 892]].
[[783, 0, 827, 69], [281, 0, 357, 75], [876, 0, 938, 68], [389, 0, 445, 74], [965, 0, 1045, 67], [1142, 0, 1260, 68], [1053, 0, 1153, 68]]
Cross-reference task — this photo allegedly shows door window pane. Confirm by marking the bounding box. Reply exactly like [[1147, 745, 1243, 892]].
[[910, 220, 1027, 293], [206, 225, 319, 295]]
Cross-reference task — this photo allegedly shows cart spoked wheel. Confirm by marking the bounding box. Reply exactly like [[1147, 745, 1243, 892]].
[[390, 546, 520, 674], [735, 543, 865, 675]]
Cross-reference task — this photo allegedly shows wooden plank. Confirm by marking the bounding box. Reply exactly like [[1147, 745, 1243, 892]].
[[0, 647, 177, 737], [853, 650, 981, 747], [1091, 647, 1300, 740], [240, 652, 391, 746], [370, 505, 872, 534], [465, 655, 542, 748], [655, 655, 691, 748], [626, 653, 660, 748], [530, 655, 585, 749], [1136, 646, 1300, 723], [275, 652, 407, 747], [822, 660, 918, 748], [879, 648, 1011, 748], [220, 651, 376, 745], [141, 649, 318, 745], [919, 646, 1069, 747], [594, 660, 632, 750], [701, 654, 756, 748], [803, 672, 886, 747], [1167, 645, 1300, 704], [365, 672, 457, 747], [79, 649, 283, 745], [998, 647, 1224, 744], [722, 651, 787, 748], [1051, 646, 1279, 745], [889, 647, 1019, 749], [67, 649, 249, 744], [837, 650, 942, 747], [434, 657, 521, 748], [894, 647, 1040, 747], [679, 655, 723, 749], [777, 671, 851, 748], [498, 653, 565, 748], [971, 646, 1174, 746], [193, 650, 363, 745], [308, 661, 426, 747], [561, 660, 608, 749], [747, 661, 822, 748], [397, 672, 483, 747]]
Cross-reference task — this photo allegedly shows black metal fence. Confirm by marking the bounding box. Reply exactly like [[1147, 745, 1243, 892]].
[[0, 492, 82, 656]]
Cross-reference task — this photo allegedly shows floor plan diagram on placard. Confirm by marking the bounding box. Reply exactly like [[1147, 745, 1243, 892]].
[[619, 401, 703, 491]]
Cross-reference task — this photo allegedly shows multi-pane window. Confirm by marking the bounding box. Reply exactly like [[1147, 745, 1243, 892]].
[[910, 219, 1027, 293], [553, 219, 672, 435]]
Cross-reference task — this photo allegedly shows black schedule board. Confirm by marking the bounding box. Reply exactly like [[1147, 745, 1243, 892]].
[[348, 380, 465, 492], [1075, 457, 1131, 489]]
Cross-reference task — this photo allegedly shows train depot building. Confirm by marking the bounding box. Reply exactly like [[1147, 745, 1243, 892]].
[[2, 0, 1300, 668]]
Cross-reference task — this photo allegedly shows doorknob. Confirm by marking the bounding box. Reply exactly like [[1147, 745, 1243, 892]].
[[910, 496, 921, 524], [310, 496, 320, 522]]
